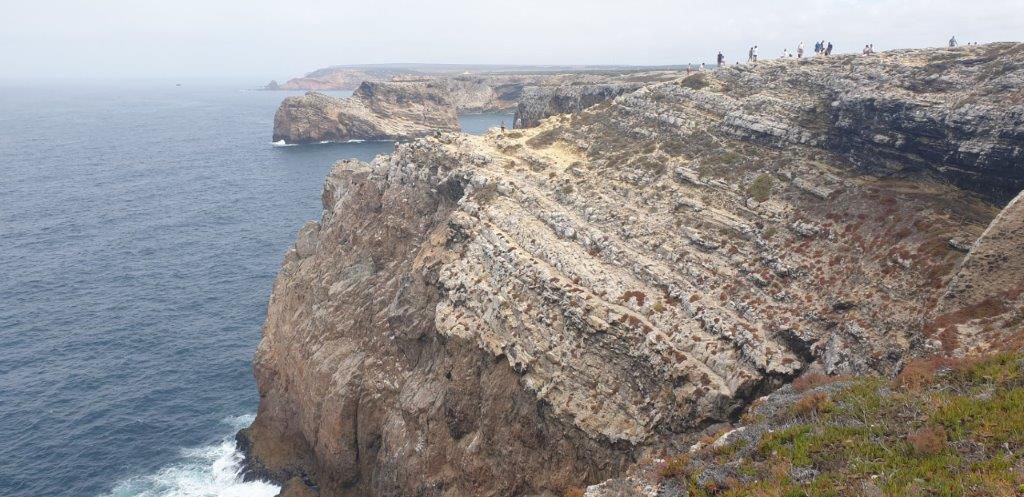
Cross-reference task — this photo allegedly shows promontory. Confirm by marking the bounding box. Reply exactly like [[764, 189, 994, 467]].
[[244, 43, 1024, 497]]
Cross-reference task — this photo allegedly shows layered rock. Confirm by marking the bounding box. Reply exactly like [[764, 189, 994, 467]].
[[678, 44, 1024, 202], [271, 81, 460, 144], [245, 44, 1024, 497], [513, 83, 644, 128]]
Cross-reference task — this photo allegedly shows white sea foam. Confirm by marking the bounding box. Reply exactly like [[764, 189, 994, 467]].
[[101, 415, 279, 497], [271, 140, 294, 147]]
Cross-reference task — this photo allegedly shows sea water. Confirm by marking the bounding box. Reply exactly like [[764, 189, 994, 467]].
[[0, 81, 511, 497]]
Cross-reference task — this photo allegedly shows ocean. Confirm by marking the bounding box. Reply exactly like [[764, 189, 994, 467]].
[[0, 82, 511, 497]]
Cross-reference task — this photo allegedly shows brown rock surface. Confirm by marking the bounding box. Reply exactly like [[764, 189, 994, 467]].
[[931, 188, 1024, 353], [244, 44, 1024, 497]]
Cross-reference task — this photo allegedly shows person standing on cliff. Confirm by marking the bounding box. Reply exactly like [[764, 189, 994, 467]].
[[717, 51, 725, 67], [748, 46, 754, 63], [825, 42, 833, 56], [798, 42, 805, 59], [949, 36, 958, 48], [752, 45, 759, 62], [500, 121, 506, 134]]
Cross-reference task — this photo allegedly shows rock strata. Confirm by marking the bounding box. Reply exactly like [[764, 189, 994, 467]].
[[245, 44, 1024, 497], [272, 81, 460, 144], [513, 83, 644, 128]]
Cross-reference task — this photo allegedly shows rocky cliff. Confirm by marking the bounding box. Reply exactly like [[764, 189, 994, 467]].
[[244, 43, 1024, 497], [271, 81, 460, 144], [513, 83, 645, 128], [269, 67, 421, 91], [272, 68, 685, 113]]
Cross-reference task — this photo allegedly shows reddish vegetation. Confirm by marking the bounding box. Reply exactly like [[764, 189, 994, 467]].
[[924, 296, 1010, 352], [563, 487, 585, 497], [895, 355, 982, 390], [621, 290, 647, 306], [907, 425, 948, 456], [791, 391, 831, 418], [792, 372, 848, 393]]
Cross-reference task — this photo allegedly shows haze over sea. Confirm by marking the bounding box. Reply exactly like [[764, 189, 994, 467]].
[[0, 82, 510, 497]]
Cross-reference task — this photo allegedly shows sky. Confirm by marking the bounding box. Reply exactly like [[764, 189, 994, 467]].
[[2, 0, 1021, 83]]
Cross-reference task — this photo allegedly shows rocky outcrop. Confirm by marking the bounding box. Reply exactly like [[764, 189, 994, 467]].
[[513, 83, 644, 128], [245, 44, 1024, 497], [271, 81, 460, 144]]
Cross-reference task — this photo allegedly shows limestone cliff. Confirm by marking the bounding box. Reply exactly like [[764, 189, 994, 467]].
[[271, 81, 460, 144], [244, 44, 1024, 497], [513, 83, 645, 128]]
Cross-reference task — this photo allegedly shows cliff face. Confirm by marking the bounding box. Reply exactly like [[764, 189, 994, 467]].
[[513, 83, 645, 128], [271, 82, 460, 144], [245, 44, 1024, 497], [687, 44, 1024, 202], [241, 147, 632, 497]]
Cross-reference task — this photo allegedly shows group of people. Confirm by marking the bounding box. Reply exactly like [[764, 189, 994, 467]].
[[813, 41, 834, 56], [714, 36, 967, 69]]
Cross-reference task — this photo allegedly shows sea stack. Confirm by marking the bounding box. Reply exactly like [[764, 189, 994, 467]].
[[271, 81, 460, 144]]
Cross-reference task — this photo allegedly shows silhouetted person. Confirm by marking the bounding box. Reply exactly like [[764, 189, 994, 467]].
[[825, 42, 833, 56], [949, 36, 958, 47], [797, 42, 805, 59], [717, 51, 725, 67], [500, 121, 506, 133]]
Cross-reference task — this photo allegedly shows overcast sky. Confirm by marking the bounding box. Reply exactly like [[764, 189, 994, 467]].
[[2, 0, 1021, 82]]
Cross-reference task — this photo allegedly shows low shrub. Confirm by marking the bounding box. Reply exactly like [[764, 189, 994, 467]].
[[658, 454, 690, 479], [746, 174, 773, 202], [791, 391, 833, 418], [907, 425, 948, 456]]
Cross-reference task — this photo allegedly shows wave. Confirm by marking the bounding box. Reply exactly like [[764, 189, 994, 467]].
[[100, 415, 279, 497], [271, 138, 387, 147]]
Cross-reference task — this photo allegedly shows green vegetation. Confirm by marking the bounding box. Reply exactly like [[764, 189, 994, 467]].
[[746, 174, 774, 202], [663, 353, 1024, 496]]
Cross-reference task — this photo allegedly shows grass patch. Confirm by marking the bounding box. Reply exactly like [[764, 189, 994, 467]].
[[662, 353, 1024, 496]]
